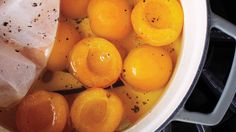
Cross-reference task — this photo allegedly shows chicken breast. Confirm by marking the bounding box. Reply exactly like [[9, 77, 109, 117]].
[[0, 0, 59, 108]]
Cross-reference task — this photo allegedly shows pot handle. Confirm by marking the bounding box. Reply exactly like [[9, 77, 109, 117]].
[[173, 13, 236, 126]]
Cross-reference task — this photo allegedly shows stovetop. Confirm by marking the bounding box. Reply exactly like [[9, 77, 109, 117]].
[[160, 0, 236, 132]]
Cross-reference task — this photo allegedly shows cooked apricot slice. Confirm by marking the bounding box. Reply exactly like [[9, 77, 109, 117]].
[[127, 0, 140, 7], [71, 88, 123, 132], [88, 0, 132, 40], [47, 21, 81, 71], [69, 37, 122, 88], [60, 0, 90, 19], [122, 45, 173, 91], [114, 43, 128, 60], [110, 40, 128, 60], [131, 0, 183, 46], [16, 91, 69, 132]]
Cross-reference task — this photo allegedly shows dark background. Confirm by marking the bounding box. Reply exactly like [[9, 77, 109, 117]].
[[160, 0, 236, 132]]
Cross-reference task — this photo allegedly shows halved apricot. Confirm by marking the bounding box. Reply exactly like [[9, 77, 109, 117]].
[[114, 43, 128, 60], [88, 0, 132, 40], [16, 91, 69, 132], [122, 45, 173, 91], [60, 0, 90, 19], [69, 37, 122, 88], [131, 0, 183, 46], [71, 88, 123, 132], [127, 0, 140, 7], [110, 40, 129, 60], [47, 21, 81, 71]]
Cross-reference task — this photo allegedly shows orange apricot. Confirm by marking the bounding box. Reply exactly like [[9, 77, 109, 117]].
[[47, 21, 81, 71], [114, 43, 128, 60], [60, 0, 90, 19], [110, 40, 129, 60], [69, 37, 122, 88], [131, 0, 184, 46], [16, 91, 69, 132], [88, 0, 132, 40], [122, 45, 173, 91], [70, 88, 123, 132], [127, 0, 140, 7]]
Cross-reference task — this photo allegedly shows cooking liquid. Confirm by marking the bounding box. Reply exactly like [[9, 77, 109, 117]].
[[0, 34, 182, 132]]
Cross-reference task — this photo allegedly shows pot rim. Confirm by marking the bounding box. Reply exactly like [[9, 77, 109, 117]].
[[126, 0, 209, 131]]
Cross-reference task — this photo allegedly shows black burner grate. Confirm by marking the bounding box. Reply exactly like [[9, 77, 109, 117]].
[[210, 0, 236, 25], [185, 28, 235, 114], [160, 0, 236, 131]]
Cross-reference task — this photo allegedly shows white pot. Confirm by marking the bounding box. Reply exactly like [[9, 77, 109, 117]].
[[127, 0, 236, 131], [1, 0, 236, 132]]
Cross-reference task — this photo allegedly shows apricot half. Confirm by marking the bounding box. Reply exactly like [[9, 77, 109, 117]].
[[60, 0, 90, 19], [127, 0, 140, 7], [16, 91, 69, 132], [69, 37, 122, 88], [131, 0, 183, 46], [47, 21, 81, 71], [88, 0, 132, 40], [122, 45, 173, 91], [71, 88, 123, 132]]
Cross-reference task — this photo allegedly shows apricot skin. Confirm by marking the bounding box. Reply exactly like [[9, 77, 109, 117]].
[[122, 45, 173, 91], [88, 0, 132, 40], [70, 88, 123, 132], [16, 91, 69, 132], [60, 0, 90, 19]]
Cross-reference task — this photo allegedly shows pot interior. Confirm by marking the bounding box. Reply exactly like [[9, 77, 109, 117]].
[[0, 0, 208, 131]]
